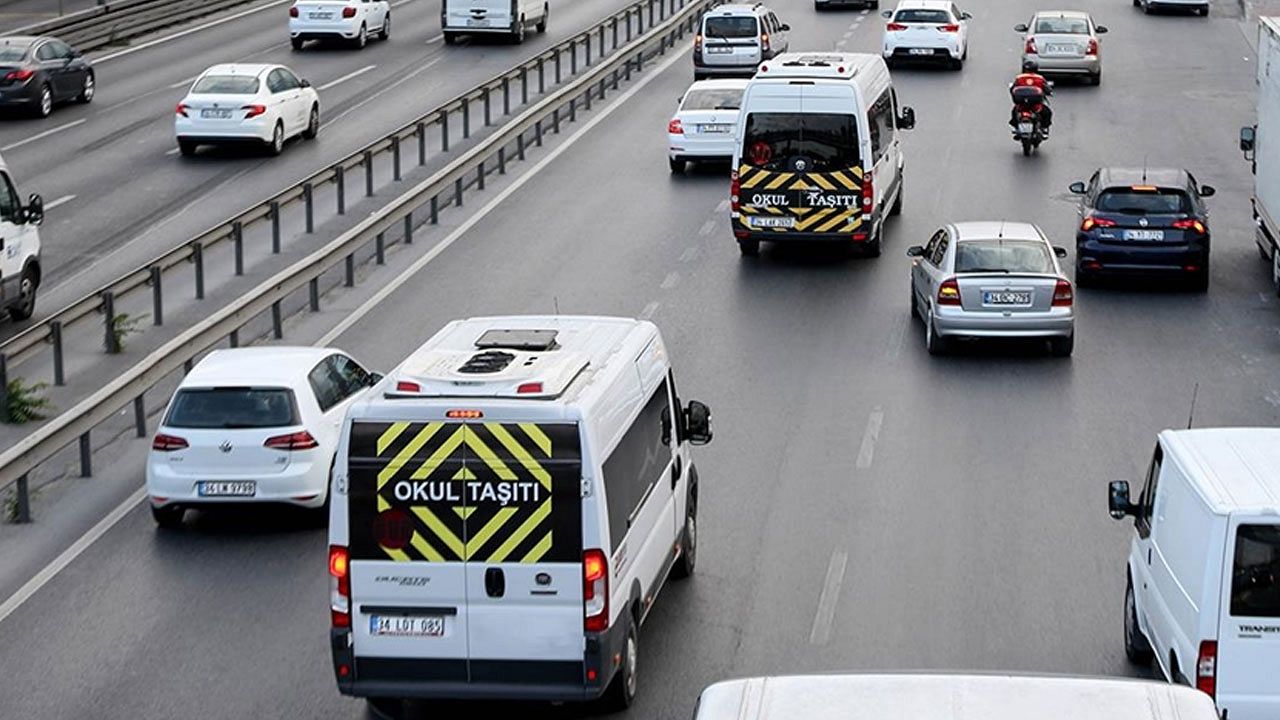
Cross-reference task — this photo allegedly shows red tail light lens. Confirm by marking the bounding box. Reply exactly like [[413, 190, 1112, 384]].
[[937, 278, 961, 306], [1172, 218, 1206, 234], [242, 104, 267, 119], [4, 69, 34, 82], [1086, 38, 1098, 56], [1196, 640, 1217, 698], [730, 170, 741, 213], [342, 6, 357, 17], [668, 118, 684, 135], [175, 102, 190, 117], [395, 380, 421, 392], [761, 32, 771, 53], [1025, 38, 1037, 54], [1080, 217, 1116, 232], [264, 431, 319, 451], [861, 170, 873, 215], [1052, 279, 1074, 307], [939, 24, 960, 32], [516, 382, 543, 394], [583, 549, 609, 632], [886, 22, 907, 31], [330, 545, 351, 628], [694, 33, 703, 51], [289, 5, 299, 17], [152, 433, 189, 452]]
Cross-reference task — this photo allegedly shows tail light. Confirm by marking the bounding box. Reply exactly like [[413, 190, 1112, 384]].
[[289, 5, 298, 17], [668, 118, 684, 135], [264, 431, 320, 451], [395, 380, 421, 392], [152, 433, 189, 452], [937, 278, 961, 306], [1025, 38, 1037, 54], [1172, 218, 1206, 234], [939, 24, 960, 32], [342, 6, 357, 17], [583, 549, 609, 632], [761, 32, 771, 53], [175, 102, 190, 117], [1086, 38, 1098, 56], [242, 104, 267, 119], [1080, 217, 1116, 232], [1052, 279, 1074, 307], [730, 170, 741, 213], [694, 33, 703, 51], [861, 170, 873, 216], [1019, 111, 1035, 120], [330, 545, 351, 628], [4, 69, 34, 82], [1196, 640, 1217, 698], [886, 22, 907, 31]]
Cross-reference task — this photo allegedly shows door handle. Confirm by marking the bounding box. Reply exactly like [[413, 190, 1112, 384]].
[[671, 455, 683, 489], [484, 567, 505, 598], [1147, 547, 1152, 565]]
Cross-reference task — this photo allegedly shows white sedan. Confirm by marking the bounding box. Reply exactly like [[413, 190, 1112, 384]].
[[175, 64, 320, 156], [668, 78, 748, 173], [881, 0, 971, 70], [146, 347, 380, 528], [289, 0, 390, 50]]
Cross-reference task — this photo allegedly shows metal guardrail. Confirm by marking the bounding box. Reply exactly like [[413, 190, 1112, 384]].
[[12, 0, 261, 52], [0, 0, 712, 521]]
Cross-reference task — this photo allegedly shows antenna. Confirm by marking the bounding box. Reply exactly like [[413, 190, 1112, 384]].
[[1186, 382, 1200, 430], [553, 296, 560, 315], [1142, 155, 1148, 183], [998, 221, 1005, 238]]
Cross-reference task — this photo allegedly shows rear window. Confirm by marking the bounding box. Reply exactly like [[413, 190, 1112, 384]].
[[0, 46, 28, 62], [165, 388, 299, 429], [704, 16, 758, 38], [682, 87, 744, 111], [895, 9, 951, 23], [1231, 524, 1280, 618], [192, 75, 259, 95], [742, 113, 861, 173], [1034, 17, 1089, 34], [1096, 188, 1191, 214], [955, 240, 1054, 274]]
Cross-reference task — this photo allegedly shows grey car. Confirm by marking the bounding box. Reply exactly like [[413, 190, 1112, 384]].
[[1015, 11, 1107, 85], [0, 35, 94, 117], [907, 221, 1076, 356]]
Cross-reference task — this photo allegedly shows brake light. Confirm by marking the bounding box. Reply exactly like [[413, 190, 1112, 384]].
[[446, 409, 484, 419], [694, 33, 703, 51], [289, 5, 298, 16], [1196, 640, 1216, 698], [861, 170, 873, 216], [1052, 279, 1074, 307], [937, 278, 961, 305], [583, 549, 609, 632], [4, 69, 33, 82], [730, 170, 741, 213], [152, 433, 189, 452], [668, 118, 684, 135], [1172, 218, 1206, 234], [175, 102, 190, 117], [342, 6, 357, 17], [330, 545, 351, 628], [939, 24, 960, 32], [242, 104, 267, 119], [886, 22, 907, 31], [263, 431, 320, 451], [1080, 217, 1116, 232], [1025, 38, 1037, 54], [516, 382, 543, 394], [761, 32, 771, 53], [1086, 38, 1098, 56], [395, 380, 421, 392]]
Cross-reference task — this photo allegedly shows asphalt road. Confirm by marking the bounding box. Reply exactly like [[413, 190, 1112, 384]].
[[2, 0, 1279, 718]]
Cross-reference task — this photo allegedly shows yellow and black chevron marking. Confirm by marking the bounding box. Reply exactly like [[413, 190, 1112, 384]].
[[348, 421, 582, 565], [736, 164, 865, 235]]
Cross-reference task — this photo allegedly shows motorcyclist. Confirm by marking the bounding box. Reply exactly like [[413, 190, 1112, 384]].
[[1008, 72, 1053, 136]]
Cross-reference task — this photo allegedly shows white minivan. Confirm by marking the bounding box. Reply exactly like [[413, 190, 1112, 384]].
[[328, 316, 713, 712], [442, 0, 549, 44], [0, 152, 42, 322], [1108, 428, 1280, 720]]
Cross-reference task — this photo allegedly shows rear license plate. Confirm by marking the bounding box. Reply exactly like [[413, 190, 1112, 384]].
[[466, 18, 490, 27], [707, 46, 733, 54], [982, 291, 1032, 305], [750, 216, 795, 228], [370, 615, 445, 637], [1124, 229, 1165, 241], [1046, 43, 1076, 54], [200, 108, 233, 119], [699, 123, 732, 134], [309, 11, 333, 19], [908, 48, 933, 55], [1017, 122, 1033, 133], [197, 481, 256, 497]]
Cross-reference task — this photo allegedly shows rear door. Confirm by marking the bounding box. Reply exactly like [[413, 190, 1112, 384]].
[[1217, 518, 1280, 719], [1033, 15, 1089, 59], [892, 7, 954, 52], [951, 239, 1061, 314], [701, 14, 760, 68], [446, 0, 509, 31]]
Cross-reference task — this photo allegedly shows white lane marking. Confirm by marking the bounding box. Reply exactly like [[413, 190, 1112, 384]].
[[837, 40, 848, 48], [95, 0, 294, 63], [860, 8, 870, 13], [716, 198, 729, 212], [639, 301, 660, 320], [843, 31, 854, 38], [165, 147, 181, 156], [698, 218, 716, 236], [809, 550, 848, 645], [855, 406, 883, 469], [0, 487, 147, 626], [660, 271, 680, 290], [321, 57, 442, 130], [169, 75, 198, 89], [425, 34, 445, 44], [43, 194, 76, 211], [392, 0, 415, 6], [318, 45, 691, 346], [320, 64, 377, 91], [1, 119, 86, 152], [679, 246, 698, 263]]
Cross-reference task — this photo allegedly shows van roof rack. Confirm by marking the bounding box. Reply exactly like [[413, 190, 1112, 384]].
[[474, 328, 559, 351]]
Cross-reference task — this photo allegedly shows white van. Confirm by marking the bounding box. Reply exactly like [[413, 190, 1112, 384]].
[[328, 316, 713, 711], [441, 0, 549, 44], [730, 53, 915, 258], [1108, 428, 1280, 720], [0, 152, 42, 322], [694, 673, 1220, 720]]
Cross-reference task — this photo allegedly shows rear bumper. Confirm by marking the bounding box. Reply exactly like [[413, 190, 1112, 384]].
[[816, 0, 876, 5], [1022, 55, 1100, 75], [289, 18, 362, 38], [1077, 235, 1209, 275], [933, 307, 1074, 339], [669, 135, 736, 160], [146, 459, 329, 508], [0, 82, 39, 106], [176, 116, 275, 143]]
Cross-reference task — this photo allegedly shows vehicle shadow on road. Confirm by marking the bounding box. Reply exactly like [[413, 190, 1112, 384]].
[[379, 698, 601, 720], [163, 505, 328, 536]]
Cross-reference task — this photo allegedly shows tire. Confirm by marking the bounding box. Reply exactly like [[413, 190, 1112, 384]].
[[738, 239, 760, 257], [7, 268, 37, 321], [1132, 0, 1140, 6], [1141, 0, 1151, 13], [443, 32, 458, 45], [152, 504, 184, 529], [77, 72, 94, 103], [1125, 579, 1154, 664], [869, 0, 879, 7], [267, 121, 285, 156], [354, 23, 367, 49], [1189, 268, 1209, 293], [365, 698, 404, 720], [951, 56, 963, 71], [302, 104, 320, 140], [1090, 71, 1102, 86], [513, 17, 526, 44], [889, 180, 903, 216], [536, 4, 548, 33], [669, 157, 684, 174], [1076, 269, 1095, 288], [862, 226, 882, 258], [34, 84, 52, 118], [177, 139, 198, 157], [925, 314, 948, 355], [909, 286, 921, 320], [1022, 138, 1033, 156], [1199, 4, 1210, 15], [1049, 334, 1074, 357], [672, 483, 697, 579], [601, 621, 638, 711], [378, 13, 390, 40], [291, 37, 305, 51]]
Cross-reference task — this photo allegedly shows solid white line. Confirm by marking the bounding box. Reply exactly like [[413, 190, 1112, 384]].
[[43, 195, 76, 211], [317, 47, 691, 346], [809, 550, 847, 645], [95, 0, 294, 63], [320, 64, 377, 91], [639, 301, 660, 320], [856, 407, 884, 469], [0, 487, 146, 626], [1, 119, 86, 152], [660, 271, 680, 290], [321, 57, 442, 130]]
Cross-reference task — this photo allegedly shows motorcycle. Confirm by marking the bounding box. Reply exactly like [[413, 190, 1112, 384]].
[[1013, 108, 1043, 156]]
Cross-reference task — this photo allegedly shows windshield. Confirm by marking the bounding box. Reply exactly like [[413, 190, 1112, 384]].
[[0, 45, 28, 62], [742, 113, 861, 173], [895, 9, 951, 23], [955, 240, 1054, 274], [1096, 188, 1191, 214], [704, 17, 758, 38], [1231, 524, 1280, 618], [191, 75, 259, 95], [1034, 17, 1089, 34], [165, 388, 299, 429], [682, 87, 744, 111]]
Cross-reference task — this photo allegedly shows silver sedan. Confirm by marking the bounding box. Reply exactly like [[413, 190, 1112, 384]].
[[1016, 11, 1107, 85], [908, 221, 1076, 356]]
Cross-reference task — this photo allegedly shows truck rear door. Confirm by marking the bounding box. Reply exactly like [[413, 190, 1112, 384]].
[[1217, 517, 1280, 720]]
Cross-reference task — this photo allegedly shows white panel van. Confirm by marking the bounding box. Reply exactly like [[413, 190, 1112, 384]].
[[441, 0, 549, 44]]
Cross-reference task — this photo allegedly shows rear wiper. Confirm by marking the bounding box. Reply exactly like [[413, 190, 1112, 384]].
[[221, 422, 264, 429], [714, 104, 740, 110], [1112, 207, 1152, 215]]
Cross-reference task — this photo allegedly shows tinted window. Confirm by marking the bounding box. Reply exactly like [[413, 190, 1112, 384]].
[[0, 173, 20, 223], [1231, 524, 1280, 618], [192, 75, 259, 94], [895, 9, 951, 22], [954, 240, 1054, 274], [308, 360, 345, 413], [742, 113, 861, 172], [929, 230, 949, 266], [47, 40, 73, 58], [1137, 445, 1162, 537], [601, 380, 672, 549], [331, 354, 371, 398], [704, 16, 758, 38], [34, 43, 56, 61], [1096, 188, 1192, 214], [0, 43, 29, 62], [165, 388, 299, 429], [1035, 17, 1089, 34], [682, 87, 744, 111], [866, 90, 894, 165], [275, 68, 301, 90]]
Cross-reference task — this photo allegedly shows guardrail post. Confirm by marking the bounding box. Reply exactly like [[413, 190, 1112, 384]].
[[79, 432, 91, 477], [431, 196, 439, 225], [364, 151, 374, 197], [271, 301, 283, 339], [649, 0, 655, 27], [416, 123, 426, 165], [571, 39, 578, 75], [440, 111, 450, 152], [103, 290, 119, 355], [336, 165, 346, 215], [232, 221, 244, 276], [535, 121, 543, 147], [517, 133, 526, 161], [613, 17, 619, 49], [455, 178, 464, 207], [392, 137, 401, 181], [502, 77, 510, 116], [636, 50, 644, 72], [625, 54, 633, 81], [229, 329, 239, 348], [627, 9, 634, 41], [553, 107, 560, 134], [0, 353, 7, 422], [376, 232, 385, 263], [270, 201, 281, 253], [345, 254, 355, 287], [462, 99, 471, 139], [585, 82, 593, 110], [133, 395, 146, 438], [483, 88, 492, 126], [599, 26, 606, 57], [570, 96, 576, 123], [309, 279, 320, 312], [612, 67, 619, 90], [193, 242, 204, 299], [555, 51, 562, 84], [13, 474, 30, 524], [150, 266, 163, 326], [403, 213, 414, 244], [478, 161, 486, 190], [51, 321, 64, 387], [538, 58, 545, 93], [585, 35, 592, 66], [304, 183, 314, 233], [498, 147, 506, 175], [520, 69, 528, 106]]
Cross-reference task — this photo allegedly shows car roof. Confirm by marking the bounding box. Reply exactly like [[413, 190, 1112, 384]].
[[706, 4, 768, 15], [0, 36, 37, 46], [897, 1, 953, 10], [201, 63, 275, 78], [950, 221, 1046, 243], [182, 347, 340, 388], [688, 78, 750, 91], [1032, 10, 1091, 22], [1096, 167, 1190, 189], [1161, 428, 1280, 514]]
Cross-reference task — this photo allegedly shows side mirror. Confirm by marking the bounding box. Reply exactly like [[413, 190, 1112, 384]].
[[23, 193, 43, 226], [1014, 23, 1028, 32], [896, 106, 916, 130], [1108, 480, 1137, 520], [1095, 25, 1108, 34], [961, 12, 972, 20], [779, 23, 790, 31], [1199, 185, 1216, 197], [1068, 181, 1087, 195], [684, 400, 712, 446], [881, 10, 893, 18], [906, 245, 925, 257], [300, 78, 312, 88], [1241, 125, 1257, 152], [1053, 246, 1069, 258]]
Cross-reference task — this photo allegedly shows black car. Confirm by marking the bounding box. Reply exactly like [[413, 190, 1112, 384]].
[[1070, 167, 1215, 291], [0, 35, 94, 118]]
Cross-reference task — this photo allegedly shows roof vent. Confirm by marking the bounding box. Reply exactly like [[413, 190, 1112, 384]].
[[475, 328, 559, 352], [457, 350, 516, 374]]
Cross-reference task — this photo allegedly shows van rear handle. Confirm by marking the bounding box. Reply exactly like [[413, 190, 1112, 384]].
[[485, 567, 505, 598]]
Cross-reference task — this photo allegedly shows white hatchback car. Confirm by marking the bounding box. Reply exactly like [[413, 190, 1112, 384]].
[[175, 64, 320, 157], [289, 0, 390, 50], [668, 78, 747, 173], [882, 0, 971, 70], [146, 347, 379, 528]]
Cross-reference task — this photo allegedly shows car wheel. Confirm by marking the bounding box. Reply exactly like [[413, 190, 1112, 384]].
[[862, 227, 882, 258], [7, 268, 37, 321], [536, 4, 548, 33], [513, 16, 526, 44], [1141, 0, 1151, 13], [1199, 4, 1210, 15], [378, 13, 390, 40], [601, 621, 638, 710], [951, 56, 963, 71], [77, 72, 95, 103], [1090, 70, 1102, 86], [302, 104, 320, 139], [669, 157, 684, 174], [35, 84, 52, 118], [869, 0, 879, 8], [291, 36, 305, 51], [909, 286, 920, 320], [151, 504, 184, 529], [672, 484, 697, 579], [889, 182, 903, 216], [925, 314, 948, 355], [1132, 0, 1140, 6], [177, 139, 198, 157], [355, 23, 367, 48], [738, 239, 760, 257], [267, 121, 284, 156], [1049, 334, 1074, 357], [1189, 268, 1210, 293], [1125, 579, 1154, 664]]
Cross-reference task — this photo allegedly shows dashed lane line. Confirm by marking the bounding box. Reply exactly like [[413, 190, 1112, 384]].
[[1, 119, 86, 152], [855, 406, 884, 469], [660, 271, 680, 290], [809, 550, 848, 645], [640, 301, 660, 320], [319, 64, 378, 91], [44, 195, 76, 211]]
